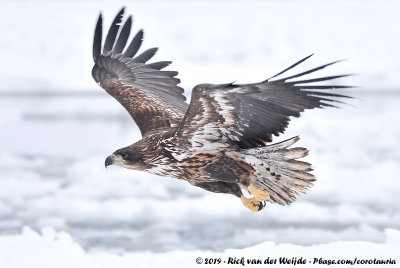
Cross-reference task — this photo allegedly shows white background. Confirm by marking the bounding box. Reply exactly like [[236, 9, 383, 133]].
[[0, 0, 399, 267]]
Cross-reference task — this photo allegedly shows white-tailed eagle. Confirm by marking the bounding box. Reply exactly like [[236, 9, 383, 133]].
[[92, 8, 351, 212]]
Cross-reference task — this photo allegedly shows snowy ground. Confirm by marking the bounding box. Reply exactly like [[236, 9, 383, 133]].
[[1, 91, 400, 254], [0, 227, 399, 268], [1, 0, 399, 267]]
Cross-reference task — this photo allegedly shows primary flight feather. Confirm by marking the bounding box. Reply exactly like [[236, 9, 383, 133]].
[[92, 8, 351, 212]]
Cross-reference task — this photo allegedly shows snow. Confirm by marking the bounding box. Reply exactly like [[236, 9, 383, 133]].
[[0, 227, 399, 268], [0, 0, 399, 92], [1, 0, 400, 266]]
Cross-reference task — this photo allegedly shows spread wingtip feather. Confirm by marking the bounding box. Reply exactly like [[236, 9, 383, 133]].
[[103, 8, 125, 54], [92, 13, 103, 62]]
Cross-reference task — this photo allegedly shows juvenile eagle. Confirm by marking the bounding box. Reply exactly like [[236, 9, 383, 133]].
[[92, 8, 350, 212]]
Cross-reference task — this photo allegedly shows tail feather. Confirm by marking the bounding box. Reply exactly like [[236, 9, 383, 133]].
[[286, 159, 313, 171], [267, 135, 300, 150], [239, 136, 315, 205], [285, 148, 309, 159]]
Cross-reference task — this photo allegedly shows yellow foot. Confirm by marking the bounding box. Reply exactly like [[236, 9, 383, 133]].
[[248, 184, 270, 201], [240, 196, 266, 212]]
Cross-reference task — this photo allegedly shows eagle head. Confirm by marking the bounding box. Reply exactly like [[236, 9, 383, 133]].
[[105, 147, 147, 170]]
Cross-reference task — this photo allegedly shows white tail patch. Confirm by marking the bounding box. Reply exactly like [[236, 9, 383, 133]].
[[236, 136, 315, 205]]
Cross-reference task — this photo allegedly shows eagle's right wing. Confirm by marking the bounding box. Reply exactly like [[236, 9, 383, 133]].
[[174, 55, 352, 150], [92, 8, 188, 136]]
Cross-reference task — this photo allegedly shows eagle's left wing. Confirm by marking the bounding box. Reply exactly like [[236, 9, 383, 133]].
[[92, 8, 188, 136], [174, 55, 352, 149]]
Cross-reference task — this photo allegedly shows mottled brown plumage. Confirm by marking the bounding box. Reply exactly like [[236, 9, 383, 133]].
[[93, 8, 351, 212]]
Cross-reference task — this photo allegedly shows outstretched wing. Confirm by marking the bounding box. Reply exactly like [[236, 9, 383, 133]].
[[174, 55, 352, 149], [92, 8, 188, 136]]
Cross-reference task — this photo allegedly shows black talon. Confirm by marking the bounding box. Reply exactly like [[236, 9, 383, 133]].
[[258, 200, 266, 211]]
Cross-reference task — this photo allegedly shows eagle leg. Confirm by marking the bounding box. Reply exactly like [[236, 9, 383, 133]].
[[240, 196, 267, 212], [248, 184, 270, 202]]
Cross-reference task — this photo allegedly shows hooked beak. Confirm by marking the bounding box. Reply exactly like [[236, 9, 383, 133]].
[[105, 155, 113, 168]]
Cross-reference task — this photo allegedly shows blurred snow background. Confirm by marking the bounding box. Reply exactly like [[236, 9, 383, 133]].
[[0, 0, 399, 266]]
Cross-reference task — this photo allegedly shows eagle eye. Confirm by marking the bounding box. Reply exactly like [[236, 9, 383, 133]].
[[121, 153, 129, 160]]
